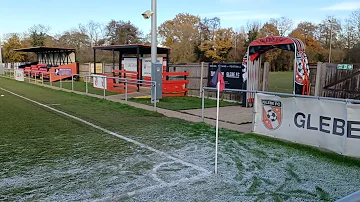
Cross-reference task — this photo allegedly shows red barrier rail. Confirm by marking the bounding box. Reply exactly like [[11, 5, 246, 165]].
[[94, 70, 190, 97], [162, 71, 189, 97]]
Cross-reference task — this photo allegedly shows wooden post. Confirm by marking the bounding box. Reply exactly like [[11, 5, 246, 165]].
[[200, 62, 204, 97], [93, 49, 97, 74], [314, 62, 322, 96], [88, 63, 91, 80], [320, 63, 327, 97], [136, 47, 140, 92], [257, 57, 262, 91], [262, 62, 270, 91], [258, 65, 262, 91], [314, 62, 327, 97]]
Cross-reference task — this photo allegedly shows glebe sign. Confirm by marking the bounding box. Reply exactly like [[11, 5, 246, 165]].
[[294, 112, 360, 139], [254, 93, 360, 158]]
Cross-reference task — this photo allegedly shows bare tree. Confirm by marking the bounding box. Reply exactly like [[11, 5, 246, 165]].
[[350, 9, 360, 42], [269, 17, 293, 36], [201, 17, 221, 41], [341, 18, 356, 49], [79, 21, 105, 47], [318, 16, 342, 48]]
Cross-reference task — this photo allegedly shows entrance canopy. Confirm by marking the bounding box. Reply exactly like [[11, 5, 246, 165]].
[[14, 46, 76, 65], [243, 36, 310, 105], [247, 36, 305, 62]]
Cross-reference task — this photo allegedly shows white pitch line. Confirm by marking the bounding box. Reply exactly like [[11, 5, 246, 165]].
[[48, 103, 61, 106], [0, 87, 210, 175], [101, 172, 211, 201]]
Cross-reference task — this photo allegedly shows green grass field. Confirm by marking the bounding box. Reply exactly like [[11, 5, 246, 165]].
[[1, 77, 360, 201], [268, 71, 294, 94], [44, 81, 119, 96]]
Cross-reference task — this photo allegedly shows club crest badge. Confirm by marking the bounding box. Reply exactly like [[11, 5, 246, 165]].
[[261, 99, 282, 130]]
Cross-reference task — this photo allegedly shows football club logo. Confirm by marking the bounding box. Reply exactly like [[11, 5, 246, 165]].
[[261, 99, 282, 130]]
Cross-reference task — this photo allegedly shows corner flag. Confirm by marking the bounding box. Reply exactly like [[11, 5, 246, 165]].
[[212, 65, 225, 174], [210, 66, 225, 91]]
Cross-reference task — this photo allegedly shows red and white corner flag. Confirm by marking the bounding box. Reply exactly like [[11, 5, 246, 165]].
[[211, 66, 225, 174]]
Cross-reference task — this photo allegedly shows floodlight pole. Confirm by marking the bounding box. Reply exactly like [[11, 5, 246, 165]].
[[150, 0, 162, 100], [151, 0, 157, 66]]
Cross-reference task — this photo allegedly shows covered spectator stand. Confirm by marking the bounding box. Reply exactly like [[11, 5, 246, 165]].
[[13, 46, 78, 82], [93, 44, 189, 96]]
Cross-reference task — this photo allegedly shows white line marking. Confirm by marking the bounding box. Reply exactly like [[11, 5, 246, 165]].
[[46, 103, 61, 106], [102, 172, 210, 201], [151, 162, 170, 184], [0, 87, 210, 175]]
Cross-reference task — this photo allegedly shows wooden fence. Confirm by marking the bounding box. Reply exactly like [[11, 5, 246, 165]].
[[314, 63, 360, 99]]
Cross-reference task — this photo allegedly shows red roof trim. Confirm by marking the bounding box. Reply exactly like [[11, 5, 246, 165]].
[[249, 36, 295, 47]]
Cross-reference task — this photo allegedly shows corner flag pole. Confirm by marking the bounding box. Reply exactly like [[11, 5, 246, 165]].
[[215, 80, 220, 174]]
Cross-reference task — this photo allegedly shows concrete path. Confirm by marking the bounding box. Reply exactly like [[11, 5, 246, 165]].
[[34, 84, 253, 133]]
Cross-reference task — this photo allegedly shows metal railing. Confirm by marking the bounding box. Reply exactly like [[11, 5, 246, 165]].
[[201, 86, 360, 131], [0, 68, 157, 111]]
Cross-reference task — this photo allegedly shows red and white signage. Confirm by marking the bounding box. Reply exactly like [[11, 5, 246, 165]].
[[254, 93, 360, 158]]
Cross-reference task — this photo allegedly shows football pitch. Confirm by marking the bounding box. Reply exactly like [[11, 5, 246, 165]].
[[1, 78, 360, 201]]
